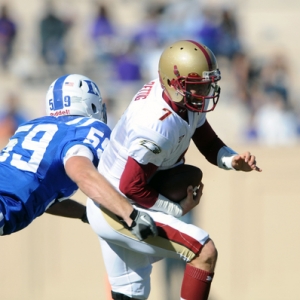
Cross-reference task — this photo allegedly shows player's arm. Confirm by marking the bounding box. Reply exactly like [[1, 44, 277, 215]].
[[65, 155, 157, 240], [192, 119, 227, 165], [65, 156, 134, 225], [45, 199, 89, 223], [193, 120, 261, 172], [120, 157, 200, 217]]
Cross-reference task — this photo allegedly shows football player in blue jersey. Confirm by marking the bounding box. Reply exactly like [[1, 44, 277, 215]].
[[0, 74, 157, 241]]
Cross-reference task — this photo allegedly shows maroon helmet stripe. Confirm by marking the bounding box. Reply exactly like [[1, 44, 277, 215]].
[[188, 40, 213, 70]]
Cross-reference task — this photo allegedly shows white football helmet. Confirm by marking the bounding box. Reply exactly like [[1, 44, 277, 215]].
[[45, 74, 107, 123], [159, 40, 221, 113]]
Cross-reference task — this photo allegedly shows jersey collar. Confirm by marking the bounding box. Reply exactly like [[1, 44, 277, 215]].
[[162, 91, 188, 121]]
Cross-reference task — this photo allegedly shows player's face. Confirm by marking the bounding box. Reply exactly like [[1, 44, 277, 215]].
[[186, 81, 211, 110], [187, 82, 211, 98], [177, 77, 211, 111]]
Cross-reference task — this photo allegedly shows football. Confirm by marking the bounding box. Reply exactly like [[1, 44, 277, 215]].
[[148, 164, 203, 203]]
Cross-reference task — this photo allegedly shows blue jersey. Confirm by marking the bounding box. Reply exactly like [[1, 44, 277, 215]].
[[0, 115, 111, 235]]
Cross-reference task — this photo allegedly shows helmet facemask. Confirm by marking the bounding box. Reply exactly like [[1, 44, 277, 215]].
[[170, 69, 221, 113], [100, 102, 107, 124]]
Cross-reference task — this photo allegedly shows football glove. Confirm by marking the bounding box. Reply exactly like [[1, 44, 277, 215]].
[[122, 209, 158, 241]]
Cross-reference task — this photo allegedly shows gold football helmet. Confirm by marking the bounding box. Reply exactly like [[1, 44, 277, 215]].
[[158, 40, 221, 113]]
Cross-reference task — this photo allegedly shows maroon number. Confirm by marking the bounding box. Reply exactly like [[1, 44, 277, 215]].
[[159, 108, 172, 121]]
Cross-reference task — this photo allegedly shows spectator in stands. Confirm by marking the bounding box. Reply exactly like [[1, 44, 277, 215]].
[[194, 7, 222, 56], [253, 91, 298, 145], [113, 40, 142, 82], [39, 4, 71, 67], [260, 52, 290, 104], [89, 3, 117, 65], [217, 8, 242, 61], [0, 93, 28, 147], [0, 4, 17, 69]]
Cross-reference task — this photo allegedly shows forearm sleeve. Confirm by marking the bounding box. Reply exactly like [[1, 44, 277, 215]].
[[150, 194, 183, 217], [192, 120, 226, 166]]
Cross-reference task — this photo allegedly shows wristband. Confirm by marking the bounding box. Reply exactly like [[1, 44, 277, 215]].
[[217, 146, 237, 170]]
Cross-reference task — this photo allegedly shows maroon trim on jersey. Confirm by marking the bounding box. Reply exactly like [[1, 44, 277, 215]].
[[192, 120, 226, 166], [156, 221, 203, 254], [187, 40, 213, 70], [119, 156, 159, 208], [162, 91, 188, 121]]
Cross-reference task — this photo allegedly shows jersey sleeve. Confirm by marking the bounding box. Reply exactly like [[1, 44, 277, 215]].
[[127, 124, 171, 167], [119, 121, 173, 207], [192, 119, 226, 166], [119, 156, 159, 207], [63, 144, 94, 165], [61, 120, 111, 168], [119, 156, 184, 216]]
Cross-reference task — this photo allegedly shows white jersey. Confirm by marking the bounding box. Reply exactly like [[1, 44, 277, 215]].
[[99, 78, 206, 189], [88, 79, 212, 299]]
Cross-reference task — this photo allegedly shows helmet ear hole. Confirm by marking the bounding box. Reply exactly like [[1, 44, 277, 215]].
[[91, 103, 97, 113], [167, 79, 172, 87], [79, 80, 83, 88]]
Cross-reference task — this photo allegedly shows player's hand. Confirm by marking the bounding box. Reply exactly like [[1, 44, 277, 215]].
[[232, 152, 262, 172], [180, 182, 204, 215], [124, 209, 158, 241]]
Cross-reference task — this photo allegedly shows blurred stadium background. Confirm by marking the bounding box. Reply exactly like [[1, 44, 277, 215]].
[[1, 0, 300, 299]]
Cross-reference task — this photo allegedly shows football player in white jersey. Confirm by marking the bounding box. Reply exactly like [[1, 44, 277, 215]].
[[0, 74, 157, 241], [86, 40, 262, 300]]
